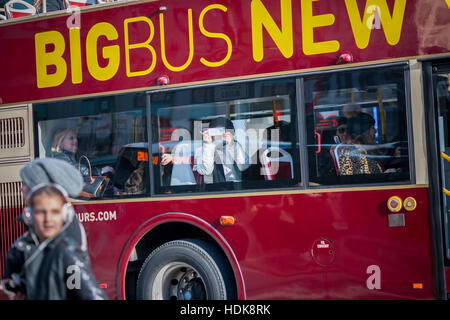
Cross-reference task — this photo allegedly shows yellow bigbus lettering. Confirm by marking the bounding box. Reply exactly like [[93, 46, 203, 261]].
[[199, 4, 232, 68], [251, 0, 293, 62], [301, 0, 340, 55], [160, 9, 194, 72], [345, 0, 406, 49], [124, 16, 157, 77], [86, 22, 120, 81], [35, 31, 67, 89], [69, 28, 82, 84]]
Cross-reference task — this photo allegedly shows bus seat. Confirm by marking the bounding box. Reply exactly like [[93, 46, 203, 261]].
[[330, 144, 341, 176], [260, 147, 293, 180], [4, 0, 37, 19], [64, 0, 95, 8]]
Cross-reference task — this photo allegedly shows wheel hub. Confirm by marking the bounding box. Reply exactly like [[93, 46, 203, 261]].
[[153, 263, 207, 300]]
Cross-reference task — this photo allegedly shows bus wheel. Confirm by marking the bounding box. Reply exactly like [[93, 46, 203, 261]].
[[136, 239, 234, 300]]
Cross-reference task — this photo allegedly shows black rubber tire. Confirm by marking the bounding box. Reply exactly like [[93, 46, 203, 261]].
[[136, 239, 235, 300]]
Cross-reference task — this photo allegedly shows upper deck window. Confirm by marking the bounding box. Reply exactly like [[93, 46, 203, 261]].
[[304, 65, 411, 186], [151, 79, 301, 194], [34, 92, 148, 199], [32, 65, 412, 199]]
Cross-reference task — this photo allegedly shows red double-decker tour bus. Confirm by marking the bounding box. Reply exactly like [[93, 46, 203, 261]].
[[1, 0, 450, 300]]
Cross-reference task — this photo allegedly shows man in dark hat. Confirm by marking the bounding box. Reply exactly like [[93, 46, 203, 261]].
[[195, 117, 249, 184]]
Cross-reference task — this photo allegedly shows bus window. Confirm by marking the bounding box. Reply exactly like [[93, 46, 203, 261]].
[[304, 66, 411, 186], [151, 79, 301, 194], [34, 92, 148, 199]]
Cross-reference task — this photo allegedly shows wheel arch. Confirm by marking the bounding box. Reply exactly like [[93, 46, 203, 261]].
[[116, 212, 246, 300]]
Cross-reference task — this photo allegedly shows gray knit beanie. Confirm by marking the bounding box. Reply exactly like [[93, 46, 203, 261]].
[[20, 158, 83, 198]]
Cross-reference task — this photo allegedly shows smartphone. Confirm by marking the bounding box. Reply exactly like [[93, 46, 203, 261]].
[[206, 127, 225, 137]]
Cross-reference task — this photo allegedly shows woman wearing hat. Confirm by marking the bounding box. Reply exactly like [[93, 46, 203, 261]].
[[336, 112, 383, 175], [1, 158, 106, 299]]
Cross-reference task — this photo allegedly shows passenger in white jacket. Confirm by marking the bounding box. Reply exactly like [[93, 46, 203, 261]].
[[195, 117, 249, 184]]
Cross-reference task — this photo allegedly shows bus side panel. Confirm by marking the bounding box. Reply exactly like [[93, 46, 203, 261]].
[[114, 212, 247, 300], [74, 186, 433, 299]]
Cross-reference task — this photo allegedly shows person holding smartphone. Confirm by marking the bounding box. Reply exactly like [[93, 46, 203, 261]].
[[194, 117, 249, 184]]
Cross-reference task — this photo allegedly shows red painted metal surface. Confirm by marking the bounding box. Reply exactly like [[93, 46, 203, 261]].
[[114, 212, 247, 300], [0, 182, 25, 281], [73, 186, 435, 299], [0, 0, 449, 105]]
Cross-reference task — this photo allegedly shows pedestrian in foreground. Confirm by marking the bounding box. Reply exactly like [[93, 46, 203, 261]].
[[0, 158, 107, 300]]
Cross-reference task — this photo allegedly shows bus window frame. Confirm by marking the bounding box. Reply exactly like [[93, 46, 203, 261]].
[[147, 78, 301, 196], [30, 62, 416, 199], [296, 77, 308, 190], [145, 62, 415, 198], [299, 61, 415, 189], [146, 92, 155, 197], [405, 62, 416, 185], [32, 93, 150, 199]]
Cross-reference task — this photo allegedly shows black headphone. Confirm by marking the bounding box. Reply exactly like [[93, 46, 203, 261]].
[[22, 183, 74, 226]]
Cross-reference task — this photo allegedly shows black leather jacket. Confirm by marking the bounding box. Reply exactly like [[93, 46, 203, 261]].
[[3, 217, 107, 300]]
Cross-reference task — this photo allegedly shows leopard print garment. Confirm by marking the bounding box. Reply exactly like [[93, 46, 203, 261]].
[[338, 145, 382, 175]]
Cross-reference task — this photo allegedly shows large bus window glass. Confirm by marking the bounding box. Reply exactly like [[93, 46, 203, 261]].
[[34, 92, 148, 199], [304, 66, 411, 186], [151, 79, 301, 194]]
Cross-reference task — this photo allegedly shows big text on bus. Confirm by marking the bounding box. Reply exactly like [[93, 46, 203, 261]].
[[34, 0, 406, 89]]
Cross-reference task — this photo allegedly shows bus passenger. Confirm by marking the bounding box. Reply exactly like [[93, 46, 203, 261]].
[[51, 128, 114, 178], [195, 117, 249, 184], [383, 141, 408, 173], [337, 112, 383, 175]]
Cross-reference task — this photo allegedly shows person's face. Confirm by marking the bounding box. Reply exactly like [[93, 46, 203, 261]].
[[60, 131, 78, 154], [336, 124, 348, 142], [32, 194, 65, 242]]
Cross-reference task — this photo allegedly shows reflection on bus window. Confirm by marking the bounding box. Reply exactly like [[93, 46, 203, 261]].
[[34, 93, 149, 199], [151, 80, 301, 194], [305, 66, 411, 186]]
